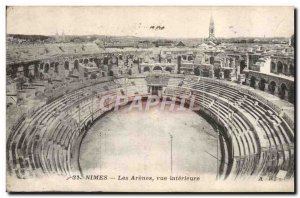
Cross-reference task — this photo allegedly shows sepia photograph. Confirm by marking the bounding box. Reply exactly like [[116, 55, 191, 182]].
[[5, 6, 295, 192]]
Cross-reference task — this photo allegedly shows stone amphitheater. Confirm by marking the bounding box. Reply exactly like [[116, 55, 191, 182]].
[[6, 40, 294, 182]]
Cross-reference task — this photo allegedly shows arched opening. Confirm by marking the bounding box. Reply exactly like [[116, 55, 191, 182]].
[[202, 69, 209, 77], [109, 70, 114, 76], [224, 69, 231, 79], [182, 55, 187, 60], [39, 72, 44, 80], [194, 67, 200, 76], [277, 61, 283, 73], [259, 78, 266, 91], [34, 64, 39, 78], [64, 61, 69, 70], [28, 67, 35, 83], [55, 62, 59, 73], [214, 68, 220, 78], [250, 76, 256, 88], [143, 67, 150, 73], [40, 63, 44, 70], [74, 60, 79, 70], [94, 58, 100, 68], [229, 58, 235, 67], [289, 64, 294, 76], [165, 67, 172, 73], [90, 73, 97, 79], [44, 63, 49, 73], [279, 83, 287, 99], [103, 57, 109, 65], [22, 65, 29, 78], [153, 66, 162, 71], [283, 64, 288, 75], [210, 57, 214, 65], [128, 69, 132, 75], [21, 66, 29, 79], [268, 81, 277, 94], [240, 60, 246, 72], [271, 62, 276, 73], [84, 59, 89, 64], [115, 57, 119, 66], [188, 56, 193, 61]]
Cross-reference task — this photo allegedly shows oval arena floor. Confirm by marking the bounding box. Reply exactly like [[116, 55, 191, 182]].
[[79, 102, 218, 179]]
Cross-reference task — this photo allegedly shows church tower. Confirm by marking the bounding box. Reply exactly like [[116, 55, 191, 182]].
[[209, 15, 215, 39], [207, 15, 218, 45]]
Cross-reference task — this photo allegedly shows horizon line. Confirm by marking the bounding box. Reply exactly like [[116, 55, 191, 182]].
[[6, 33, 292, 40]]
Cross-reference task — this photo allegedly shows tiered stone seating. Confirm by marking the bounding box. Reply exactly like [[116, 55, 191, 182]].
[[167, 77, 183, 87], [7, 74, 294, 181], [164, 86, 257, 179], [7, 77, 149, 178], [164, 76, 294, 180], [116, 78, 148, 97]]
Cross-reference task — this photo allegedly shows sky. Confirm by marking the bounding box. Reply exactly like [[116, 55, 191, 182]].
[[6, 6, 294, 38]]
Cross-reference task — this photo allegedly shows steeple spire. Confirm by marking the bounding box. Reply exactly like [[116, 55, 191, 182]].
[[210, 15, 214, 26], [209, 15, 215, 39]]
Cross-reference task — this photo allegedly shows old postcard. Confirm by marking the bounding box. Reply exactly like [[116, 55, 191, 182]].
[[6, 6, 295, 192]]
